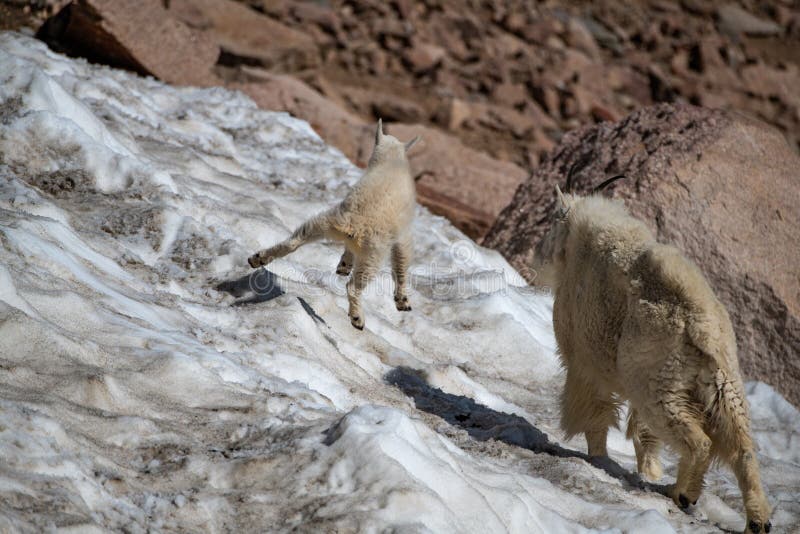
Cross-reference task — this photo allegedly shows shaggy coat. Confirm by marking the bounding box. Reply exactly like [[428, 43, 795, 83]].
[[533, 188, 771, 534], [248, 120, 420, 330]]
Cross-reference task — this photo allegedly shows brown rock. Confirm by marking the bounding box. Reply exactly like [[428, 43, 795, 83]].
[[590, 104, 619, 123], [491, 82, 528, 107], [414, 182, 498, 239], [256, 0, 291, 18], [578, 15, 620, 52], [430, 17, 471, 62], [565, 17, 601, 60], [36, 0, 219, 86], [404, 41, 446, 74], [439, 96, 556, 139], [288, 2, 340, 34], [170, 0, 318, 71], [533, 84, 561, 117], [741, 62, 800, 115], [370, 94, 425, 123], [670, 48, 690, 77], [478, 105, 537, 139], [502, 11, 527, 35], [521, 18, 563, 44], [717, 4, 782, 37], [559, 49, 593, 82], [484, 104, 800, 407], [389, 123, 528, 238], [436, 98, 472, 131]]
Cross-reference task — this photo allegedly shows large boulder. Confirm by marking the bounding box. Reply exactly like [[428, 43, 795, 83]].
[[169, 0, 318, 72], [484, 104, 800, 407], [36, 0, 220, 86]]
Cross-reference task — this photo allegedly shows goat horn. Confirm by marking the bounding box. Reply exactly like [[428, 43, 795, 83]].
[[593, 174, 626, 193], [564, 161, 579, 193]]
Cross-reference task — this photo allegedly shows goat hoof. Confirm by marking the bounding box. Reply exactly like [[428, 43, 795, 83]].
[[394, 296, 411, 311], [678, 494, 689, 509], [351, 316, 364, 330], [692, 499, 697, 506], [747, 520, 772, 533], [248, 255, 261, 268]]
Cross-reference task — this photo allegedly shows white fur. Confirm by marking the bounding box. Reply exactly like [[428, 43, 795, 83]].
[[533, 187, 772, 534], [249, 120, 420, 330]]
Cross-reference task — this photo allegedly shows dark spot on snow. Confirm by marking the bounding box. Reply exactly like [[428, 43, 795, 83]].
[[216, 269, 284, 305], [101, 206, 163, 247], [26, 168, 94, 197], [170, 234, 213, 271], [0, 95, 22, 124], [297, 297, 325, 325]]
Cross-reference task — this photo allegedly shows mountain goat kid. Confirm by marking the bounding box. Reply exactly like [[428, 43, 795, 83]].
[[533, 185, 771, 534], [248, 120, 420, 331]]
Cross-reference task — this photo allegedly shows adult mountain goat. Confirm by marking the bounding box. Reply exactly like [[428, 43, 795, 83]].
[[248, 120, 420, 331], [532, 185, 771, 534]]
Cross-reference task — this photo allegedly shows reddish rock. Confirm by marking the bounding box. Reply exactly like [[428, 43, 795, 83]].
[[389, 123, 528, 238], [430, 17, 471, 62], [590, 104, 619, 123], [478, 105, 537, 138], [414, 182, 498, 239], [741, 62, 800, 115], [435, 97, 472, 131], [370, 94, 426, 123], [533, 84, 561, 117], [404, 41, 446, 74], [717, 4, 782, 36], [558, 49, 594, 82], [36, 0, 219, 86], [491, 82, 528, 107], [485, 104, 800, 407], [170, 0, 318, 71], [565, 17, 601, 60], [502, 11, 527, 35], [288, 2, 341, 34]]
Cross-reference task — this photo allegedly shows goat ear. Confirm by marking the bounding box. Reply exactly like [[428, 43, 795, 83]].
[[554, 184, 571, 219], [404, 135, 421, 152], [375, 118, 384, 145]]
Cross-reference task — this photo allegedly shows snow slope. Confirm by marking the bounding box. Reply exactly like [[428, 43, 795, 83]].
[[0, 33, 798, 533]]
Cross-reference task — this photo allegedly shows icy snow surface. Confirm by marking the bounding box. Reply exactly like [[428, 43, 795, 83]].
[[0, 33, 798, 533]]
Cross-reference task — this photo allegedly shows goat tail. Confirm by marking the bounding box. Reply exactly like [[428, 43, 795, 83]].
[[705, 362, 754, 461]]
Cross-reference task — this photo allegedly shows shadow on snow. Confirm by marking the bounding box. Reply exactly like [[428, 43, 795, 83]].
[[215, 269, 325, 325], [385, 366, 672, 498]]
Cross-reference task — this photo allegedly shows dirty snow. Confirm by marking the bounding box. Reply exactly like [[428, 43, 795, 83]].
[[0, 33, 798, 533]]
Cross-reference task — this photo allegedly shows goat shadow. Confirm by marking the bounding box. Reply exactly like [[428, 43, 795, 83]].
[[215, 269, 325, 324], [385, 366, 672, 498]]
